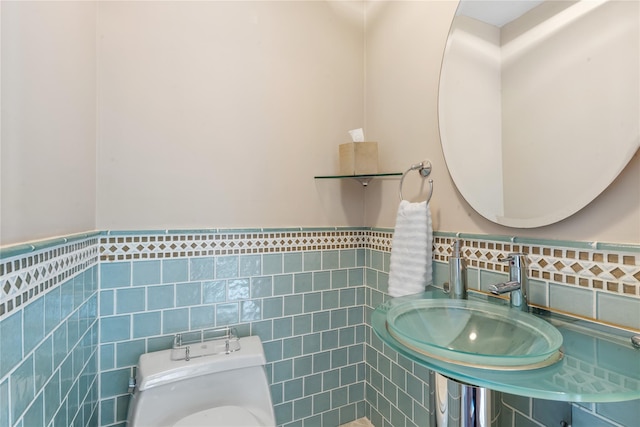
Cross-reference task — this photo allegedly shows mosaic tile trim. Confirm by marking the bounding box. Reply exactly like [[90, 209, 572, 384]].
[[364, 230, 393, 253], [3, 229, 637, 320], [99, 230, 368, 261], [0, 237, 99, 319], [433, 236, 640, 297]]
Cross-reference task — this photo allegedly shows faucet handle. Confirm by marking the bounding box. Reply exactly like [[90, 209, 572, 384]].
[[498, 252, 527, 266]]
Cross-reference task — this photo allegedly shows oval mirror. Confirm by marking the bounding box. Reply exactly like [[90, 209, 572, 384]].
[[438, 0, 639, 228]]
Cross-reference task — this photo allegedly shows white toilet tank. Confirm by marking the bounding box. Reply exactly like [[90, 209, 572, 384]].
[[127, 335, 276, 427]]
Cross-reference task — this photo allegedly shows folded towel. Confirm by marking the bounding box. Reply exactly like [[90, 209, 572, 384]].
[[388, 200, 433, 297]]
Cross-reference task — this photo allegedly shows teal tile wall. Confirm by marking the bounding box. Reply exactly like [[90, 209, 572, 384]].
[[97, 246, 367, 427], [0, 258, 99, 427], [363, 248, 434, 427], [2, 229, 638, 427]]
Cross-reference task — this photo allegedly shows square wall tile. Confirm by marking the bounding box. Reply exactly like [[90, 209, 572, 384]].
[[0, 311, 23, 378], [228, 279, 250, 300], [190, 258, 215, 281], [322, 291, 340, 310], [284, 253, 303, 273], [313, 272, 330, 291], [370, 251, 384, 271], [348, 268, 364, 286], [162, 259, 189, 283], [100, 368, 130, 398], [116, 288, 145, 314], [332, 270, 348, 289], [133, 312, 161, 338], [100, 398, 115, 426], [340, 250, 356, 269], [597, 292, 640, 329], [274, 359, 293, 383], [262, 297, 283, 319], [304, 252, 322, 271], [252, 277, 273, 298], [283, 295, 303, 316], [11, 355, 34, 425], [323, 251, 340, 270], [116, 340, 145, 367], [283, 336, 302, 359], [216, 303, 239, 326], [549, 283, 593, 318], [132, 260, 161, 286], [263, 254, 283, 275], [239, 255, 261, 277], [274, 275, 294, 296], [100, 316, 131, 343], [251, 320, 273, 342], [44, 287, 62, 335], [34, 336, 53, 390], [294, 273, 313, 293], [203, 280, 227, 303], [273, 317, 292, 339], [176, 282, 202, 307], [240, 301, 261, 323], [528, 279, 548, 307], [147, 284, 175, 310], [304, 293, 322, 313], [162, 308, 189, 334], [100, 290, 114, 316], [23, 297, 45, 355], [100, 344, 115, 371], [216, 256, 239, 279], [191, 305, 215, 329], [100, 262, 131, 289]]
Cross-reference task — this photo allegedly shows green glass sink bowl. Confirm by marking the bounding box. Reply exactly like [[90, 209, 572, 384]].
[[386, 299, 563, 370]]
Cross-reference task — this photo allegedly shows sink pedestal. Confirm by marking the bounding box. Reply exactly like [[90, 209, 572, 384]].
[[433, 372, 496, 427]]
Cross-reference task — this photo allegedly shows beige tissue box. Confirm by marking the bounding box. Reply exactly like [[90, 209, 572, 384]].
[[339, 142, 378, 175]]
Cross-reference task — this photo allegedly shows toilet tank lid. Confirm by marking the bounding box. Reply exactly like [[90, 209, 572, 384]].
[[137, 335, 266, 391]]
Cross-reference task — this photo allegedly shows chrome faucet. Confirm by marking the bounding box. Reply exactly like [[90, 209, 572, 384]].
[[488, 253, 529, 311]]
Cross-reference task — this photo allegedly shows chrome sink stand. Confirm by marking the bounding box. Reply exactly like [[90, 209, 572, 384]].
[[432, 372, 496, 427]]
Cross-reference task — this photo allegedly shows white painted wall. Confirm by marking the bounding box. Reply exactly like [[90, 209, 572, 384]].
[[1, 0, 638, 246], [1, 1, 97, 245], [363, 0, 459, 229], [95, 1, 365, 230], [364, 0, 640, 244]]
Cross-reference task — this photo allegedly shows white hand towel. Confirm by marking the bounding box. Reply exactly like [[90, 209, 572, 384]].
[[388, 200, 433, 297]]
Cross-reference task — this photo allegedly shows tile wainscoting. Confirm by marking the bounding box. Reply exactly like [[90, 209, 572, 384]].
[[0, 228, 638, 427]]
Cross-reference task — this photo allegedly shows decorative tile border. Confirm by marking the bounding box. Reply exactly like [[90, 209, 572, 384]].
[[2, 228, 638, 321], [364, 229, 393, 253], [433, 236, 640, 297], [0, 236, 99, 319], [99, 229, 367, 261]]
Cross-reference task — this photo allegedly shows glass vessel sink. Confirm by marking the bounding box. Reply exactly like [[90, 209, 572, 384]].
[[386, 299, 563, 370]]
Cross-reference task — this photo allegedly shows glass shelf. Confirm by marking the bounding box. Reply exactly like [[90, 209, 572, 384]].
[[314, 172, 402, 186]]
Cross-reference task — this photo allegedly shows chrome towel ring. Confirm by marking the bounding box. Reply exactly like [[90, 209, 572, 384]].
[[399, 160, 434, 203]]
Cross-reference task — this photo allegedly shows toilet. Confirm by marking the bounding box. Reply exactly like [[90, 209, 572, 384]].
[[127, 335, 276, 426]]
